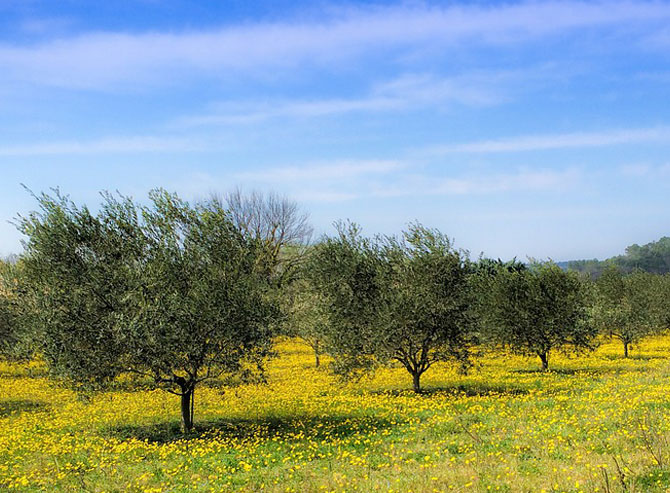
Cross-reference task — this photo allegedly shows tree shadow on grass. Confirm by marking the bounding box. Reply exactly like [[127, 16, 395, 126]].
[[369, 382, 530, 398], [105, 414, 404, 445], [511, 368, 593, 375], [601, 354, 668, 361], [0, 366, 48, 379], [0, 399, 49, 418], [511, 366, 649, 375]]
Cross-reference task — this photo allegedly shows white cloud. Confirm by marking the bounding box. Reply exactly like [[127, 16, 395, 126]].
[[427, 127, 670, 154], [0, 135, 210, 155], [236, 160, 403, 183], [619, 162, 670, 177], [230, 159, 403, 203], [619, 163, 652, 176], [176, 97, 402, 126], [5, 125, 667, 159], [234, 158, 580, 203], [175, 70, 515, 127], [372, 168, 580, 198], [1, 1, 669, 89]]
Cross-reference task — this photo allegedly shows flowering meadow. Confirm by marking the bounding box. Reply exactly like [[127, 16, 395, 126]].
[[2, 337, 670, 492]]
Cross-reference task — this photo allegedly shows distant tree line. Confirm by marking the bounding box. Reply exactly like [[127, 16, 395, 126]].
[[566, 236, 670, 277], [1, 188, 670, 432]]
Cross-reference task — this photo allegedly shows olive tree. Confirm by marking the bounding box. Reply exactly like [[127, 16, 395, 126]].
[[307, 222, 383, 378], [0, 259, 21, 359], [309, 222, 476, 392], [0, 256, 42, 361], [280, 277, 329, 368], [18, 189, 275, 432], [591, 267, 663, 357], [470, 257, 526, 351], [378, 225, 477, 391], [482, 262, 596, 371]]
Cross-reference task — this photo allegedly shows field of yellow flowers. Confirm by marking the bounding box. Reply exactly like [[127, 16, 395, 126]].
[[3, 337, 670, 492]]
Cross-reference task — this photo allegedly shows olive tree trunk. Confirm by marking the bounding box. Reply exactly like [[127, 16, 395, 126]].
[[538, 352, 549, 371], [412, 371, 422, 393], [180, 387, 195, 433]]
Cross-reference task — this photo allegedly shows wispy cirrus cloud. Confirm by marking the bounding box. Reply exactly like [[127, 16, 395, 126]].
[[234, 158, 580, 203], [5, 125, 668, 158], [370, 167, 581, 198], [232, 159, 403, 202], [176, 71, 509, 126], [176, 97, 402, 126], [0, 135, 209, 156], [236, 159, 403, 183], [1, 1, 669, 90], [426, 126, 670, 154], [619, 162, 670, 177]]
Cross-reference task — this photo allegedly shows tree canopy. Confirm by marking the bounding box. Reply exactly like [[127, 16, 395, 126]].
[[591, 266, 665, 357], [480, 262, 596, 370], [0, 259, 23, 360], [308, 222, 476, 392], [18, 189, 276, 431]]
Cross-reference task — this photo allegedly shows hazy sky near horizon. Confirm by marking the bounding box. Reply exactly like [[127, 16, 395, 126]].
[[1, 0, 670, 260]]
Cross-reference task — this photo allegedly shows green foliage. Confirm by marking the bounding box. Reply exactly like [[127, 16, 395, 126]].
[[480, 262, 596, 370], [622, 237, 670, 273], [378, 224, 477, 391], [655, 274, 670, 330], [564, 258, 607, 278], [471, 257, 526, 277], [591, 266, 665, 356], [280, 276, 329, 367], [17, 189, 276, 431], [470, 256, 527, 349], [0, 260, 19, 359], [308, 222, 476, 391], [307, 221, 383, 377], [0, 257, 38, 361]]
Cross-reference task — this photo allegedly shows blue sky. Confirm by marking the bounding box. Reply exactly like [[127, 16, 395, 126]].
[[1, 0, 670, 260]]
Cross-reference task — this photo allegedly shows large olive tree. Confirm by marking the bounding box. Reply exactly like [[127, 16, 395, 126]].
[[18, 189, 275, 432]]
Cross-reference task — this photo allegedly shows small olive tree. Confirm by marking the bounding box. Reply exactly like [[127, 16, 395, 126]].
[[309, 222, 476, 392], [482, 262, 596, 371], [378, 225, 477, 391], [307, 222, 383, 378], [18, 189, 275, 432], [470, 257, 526, 351], [0, 256, 41, 361], [0, 259, 21, 359], [280, 277, 329, 367], [591, 267, 663, 357]]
